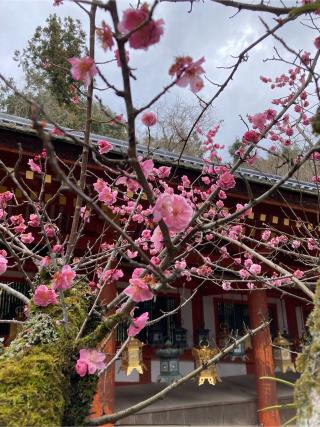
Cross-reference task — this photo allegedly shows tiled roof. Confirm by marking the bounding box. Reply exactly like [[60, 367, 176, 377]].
[[0, 111, 318, 195]]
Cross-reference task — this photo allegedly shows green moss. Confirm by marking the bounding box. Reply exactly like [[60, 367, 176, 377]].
[[0, 346, 67, 427], [0, 283, 101, 427], [294, 280, 320, 425], [79, 313, 124, 348]]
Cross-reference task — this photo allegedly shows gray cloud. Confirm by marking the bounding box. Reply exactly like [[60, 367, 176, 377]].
[[1, 0, 318, 158]]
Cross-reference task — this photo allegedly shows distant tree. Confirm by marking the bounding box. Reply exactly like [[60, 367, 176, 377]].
[[142, 98, 214, 157], [1, 15, 126, 139], [14, 14, 87, 106]]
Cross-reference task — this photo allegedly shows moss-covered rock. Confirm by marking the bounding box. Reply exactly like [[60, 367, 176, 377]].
[[0, 285, 106, 427], [294, 281, 320, 426]]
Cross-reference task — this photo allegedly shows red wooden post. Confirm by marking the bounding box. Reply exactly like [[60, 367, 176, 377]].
[[90, 282, 117, 427], [248, 289, 281, 427]]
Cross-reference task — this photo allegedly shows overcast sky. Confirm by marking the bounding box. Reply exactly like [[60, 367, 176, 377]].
[[1, 0, 318, 158]]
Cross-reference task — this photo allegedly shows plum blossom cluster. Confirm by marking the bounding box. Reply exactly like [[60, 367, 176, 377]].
[[118, 4, 164, 50], [200, 124, 224, 164], [76, 349, 106, 377], [27, 149, 46, 174], [32, 265, 75, 307], [169, 56, 205, 93]]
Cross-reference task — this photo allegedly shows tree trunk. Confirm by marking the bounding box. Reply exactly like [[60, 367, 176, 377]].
[[0, 286, 102, 427], [295, 281, 320, 426]]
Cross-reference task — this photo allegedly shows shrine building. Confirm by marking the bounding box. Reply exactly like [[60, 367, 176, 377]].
[[0, 112, 317, 426]]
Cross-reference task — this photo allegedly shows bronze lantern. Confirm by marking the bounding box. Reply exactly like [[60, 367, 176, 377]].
[[272, 331, 296, 373], [120, 337, 146, 376], [192, 340, 222, 386]]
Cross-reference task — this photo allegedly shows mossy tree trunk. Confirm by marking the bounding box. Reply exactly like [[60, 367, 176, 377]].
[[0, 286, 104, 427], [295, 281, 320, 426]]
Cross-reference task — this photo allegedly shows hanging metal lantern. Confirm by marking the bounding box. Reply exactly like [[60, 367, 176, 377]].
[[272, 331, 296, 373], [156, 339, 183, 384], [230, 329, 246, 360], [120, 337, 146, 376], [216, 323, 230, 349], [192, 340, 222, 386]]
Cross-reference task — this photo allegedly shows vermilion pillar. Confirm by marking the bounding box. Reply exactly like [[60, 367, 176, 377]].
[[248, 290, 280, 427], [90, 282, 117, 427]]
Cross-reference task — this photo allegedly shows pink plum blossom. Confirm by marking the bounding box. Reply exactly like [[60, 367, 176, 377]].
[[28, 214, 40, 227], [222, 281, 232, 291], [0, 254, 8, 275], [94, 179, 117, 206], [314, 36, 320, 49], [75, 349, 106, 377], [33, 284, 58, 307], [124, 277, 153, 302], [68, 57, 97, 88], [217, 172, 236, 191], [96, 21, 114, 51], [150, 226, 164, 253], [44, 223, 56, 238], [141, 112, 157, 127], [249, 264, 261, 275], [97, 139, 113, 155], [52, 244, 64, 254], [262, 230, 271, 241], [157, 166, 171, 178], [20, 233, 34, 244], [117, 176, 139, 192], [0, 191, 13, 209], [140, 159, 154, 178], [153, 193, 193, 233], [80, 207, 91, 223], [40, 256, 51, 267], [28, 159, 41, 174], [52, 265, 75, 291], [75, 360, 88, 377], [118, 5, 164, 50], [126, 249, 138, 259], [243, 130, 261, 144], [294, 270, 304, 279], [292, 240, 301, 249], [169, 56, 205, 93], [99, 268, 124, 284], [307, 238, 318, 251], [239, 269, 250, 279], [175, 260, 187, 270], [128, 312, 149, 336]]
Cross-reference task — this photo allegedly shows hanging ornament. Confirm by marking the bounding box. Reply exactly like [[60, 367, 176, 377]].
[[120, 337, 146, 376], [272, 331, 296, 373], [192, 340, 222, 386]]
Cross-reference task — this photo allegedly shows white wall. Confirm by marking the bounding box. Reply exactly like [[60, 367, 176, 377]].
[[217, 363, 247, 377], [115, 359, 139, 382]]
